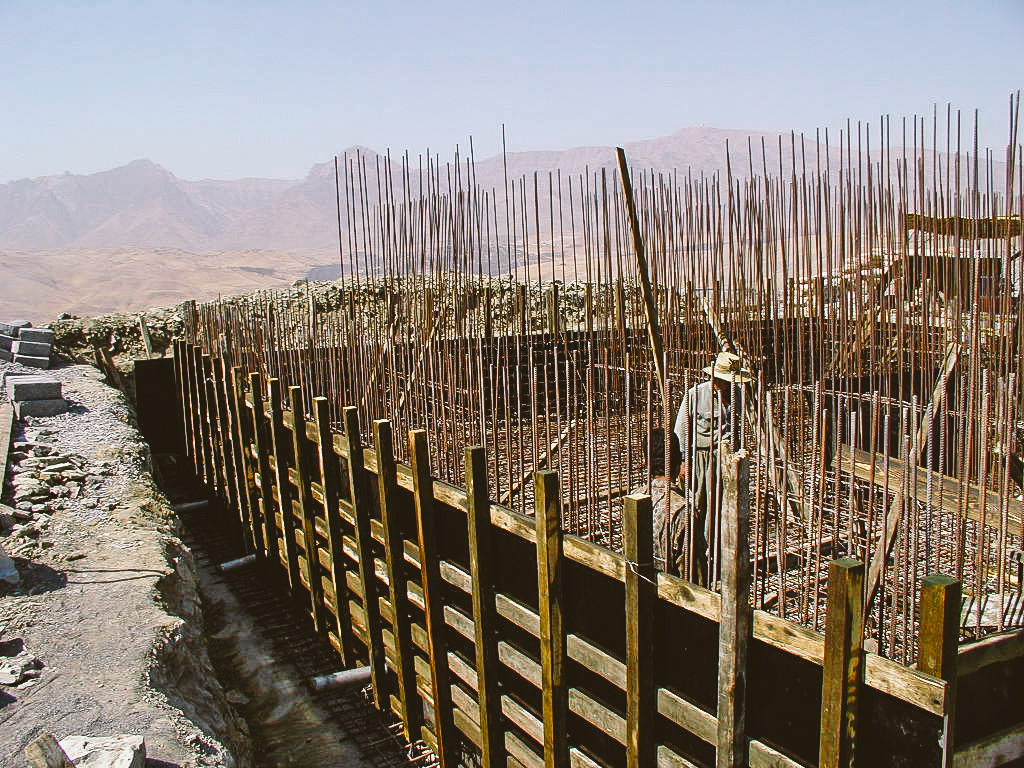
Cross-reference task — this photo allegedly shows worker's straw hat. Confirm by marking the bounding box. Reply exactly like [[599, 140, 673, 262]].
[[703, 351, 753, 383]]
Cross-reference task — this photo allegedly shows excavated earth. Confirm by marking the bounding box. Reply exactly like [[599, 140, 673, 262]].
[[0, 357, 251, 767]]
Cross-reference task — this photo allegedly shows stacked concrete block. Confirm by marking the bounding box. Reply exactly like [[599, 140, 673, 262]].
[[4, 374, 66, 419], [0, 322, 53, 368]]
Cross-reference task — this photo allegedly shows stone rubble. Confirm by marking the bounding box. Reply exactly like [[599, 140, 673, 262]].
[[59, 734, 147, 768]]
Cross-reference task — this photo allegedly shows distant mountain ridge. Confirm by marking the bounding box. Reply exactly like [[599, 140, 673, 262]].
[[0, 128, 790, 252]]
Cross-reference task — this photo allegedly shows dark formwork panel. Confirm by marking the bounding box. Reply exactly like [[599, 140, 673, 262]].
[[134, 357, 183, 454]]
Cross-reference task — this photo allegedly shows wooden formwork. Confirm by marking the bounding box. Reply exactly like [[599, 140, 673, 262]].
[[168, 339, 1024, 767]]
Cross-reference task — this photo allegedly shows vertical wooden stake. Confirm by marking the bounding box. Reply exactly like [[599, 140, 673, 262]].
[[202, 353, 222, 494], [819, 558, 864, 768], [374, 420, 421, 738], [289, 386, 325, 633], [174, 341, 193, 463], [410, 429, 457, 764], [190, 346, 208, 483], [535, 469, 568, 768], [268, 378, 301, 592], [467, 445, 504, 766], [210, 359, 233, 505], [345, 406, 387, 705], [717, 449, 751, 768], [248, 372, 277, 562], [919, 574, 961, 768], [313, 398, 355, 667], [230, 366, 259, 553], [624, 493, 656, 768]]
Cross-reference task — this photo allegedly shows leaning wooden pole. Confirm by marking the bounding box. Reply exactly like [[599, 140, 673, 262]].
[[616, 147, 669, 416]]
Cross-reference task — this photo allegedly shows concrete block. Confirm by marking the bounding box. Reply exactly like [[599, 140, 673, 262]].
[[13, 398, 67, 419], [17, 327, 54, 344], [60, 734, 146, 768], [0, 334, 12, 351], [12, 339, 50, 357], [0, 320, 30, 336], [6, 376, 61, 402], [12, 354, 50, 369], [0, 349, 11, 362]]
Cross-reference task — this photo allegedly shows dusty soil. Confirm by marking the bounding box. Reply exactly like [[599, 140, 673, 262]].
[[0, 358, 249, 767]]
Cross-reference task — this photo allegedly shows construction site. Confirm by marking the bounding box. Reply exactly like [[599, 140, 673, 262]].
[[161, 99, 1024, 766]]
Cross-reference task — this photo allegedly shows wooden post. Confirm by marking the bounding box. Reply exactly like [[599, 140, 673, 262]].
[[268, 378, 301, 592], [289, 386, 325, 633], [374, 420, 421, 737], [466, 445, 504, 766], [548, 283, 561, 337], [202, 353, 222, 495], [190, 346, 208, 484], [313, 398, 356, 667], [624, 493, 656, 768], [409, 429, 458, 764], [819, 558, 865, 768], [174, 341, 193, 463], [248, 372, 277, 562], [344, 406, 387, 707], [209, 358, 233, 505], [717, 449, 751, 768], [230, 366, 259, 553], [535, 469, 568, 768], [483, 286, 493, 339], [918, 574, 961, 768]]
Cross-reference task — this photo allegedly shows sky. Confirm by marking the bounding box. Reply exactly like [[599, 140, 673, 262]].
[[1, 0, 1022, 183]]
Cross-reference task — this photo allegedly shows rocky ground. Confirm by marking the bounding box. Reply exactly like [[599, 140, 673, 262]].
[[0, 357, 249, 767]]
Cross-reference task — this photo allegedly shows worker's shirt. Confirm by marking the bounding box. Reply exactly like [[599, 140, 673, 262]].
[[672, 380, 735, 459]]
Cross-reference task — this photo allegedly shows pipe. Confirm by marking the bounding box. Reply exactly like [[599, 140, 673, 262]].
[[172, 500, 210, 513], [218, 554, 257, 573], [308, 666, 372, 692]]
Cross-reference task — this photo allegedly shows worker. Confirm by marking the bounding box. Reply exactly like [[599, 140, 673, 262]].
[[641, 428, 686, 574], [672, 351, 751, 586]]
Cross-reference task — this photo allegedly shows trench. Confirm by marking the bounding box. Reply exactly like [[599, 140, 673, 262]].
[[152, 451, 419, 768]]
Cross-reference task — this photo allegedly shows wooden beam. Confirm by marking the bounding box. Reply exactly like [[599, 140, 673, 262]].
[[229, 366, 258, 553], [410, 428, 458, 765], [819, 558, 864, 768], [344, 406, 388, 709], [616, 147, 669, 416], [953, 722, 1024, 767], [919, 574, 961, 768], [247, 373, 277, 563], [313, 397, 356, 668], [374, 419, 422, 739], [268, 378, 301, 591], [466, 445, 505, 767], [624, 493, 656, 768], [717, 449, 751, 768], [535, 469, 569, 768], [957, 628, 1024, 677], [865, 342, 960, 611], [289, 386, 325, 633]]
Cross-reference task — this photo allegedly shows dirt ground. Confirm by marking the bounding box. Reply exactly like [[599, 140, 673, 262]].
[[0, 359, 249, 767]]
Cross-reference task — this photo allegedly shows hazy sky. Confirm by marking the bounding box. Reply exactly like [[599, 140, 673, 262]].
[[2, 0, 1021, 182]]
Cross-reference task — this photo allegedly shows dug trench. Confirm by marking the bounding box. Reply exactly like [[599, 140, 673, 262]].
[[0, 354, 415, 767]]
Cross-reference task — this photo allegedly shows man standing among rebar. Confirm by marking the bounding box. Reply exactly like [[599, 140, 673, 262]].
[[672, 351, 751, 586]]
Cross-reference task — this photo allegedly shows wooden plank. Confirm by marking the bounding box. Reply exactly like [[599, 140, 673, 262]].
[[289, 386, 324, 633], [904, 213, 1023, 239], [313, 397, 356, 667], [836, 443, 1022, 539], [209, 357, 232, 503], [374, 419, 421, 740], [267, 378, 301, 593], [717, 450, 751, 768], [344, 406, 388, 710], [919, 574, 962, 768], [957, 628, 1024, 677], [466, 445, 505, 767], [202, 353, 224, 496], [190, 346, 209, 484], [173, 341, 193, 464], [819, 558, 864, 768], [624, 493, 656, 768], [535, 469, 569, 768], [862, 652, 947, 717], [953, 722, 1024, 767], [409, 428, 458, 765]]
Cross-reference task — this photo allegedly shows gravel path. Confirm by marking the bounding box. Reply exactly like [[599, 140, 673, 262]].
[[0, 359, 248, 767]]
